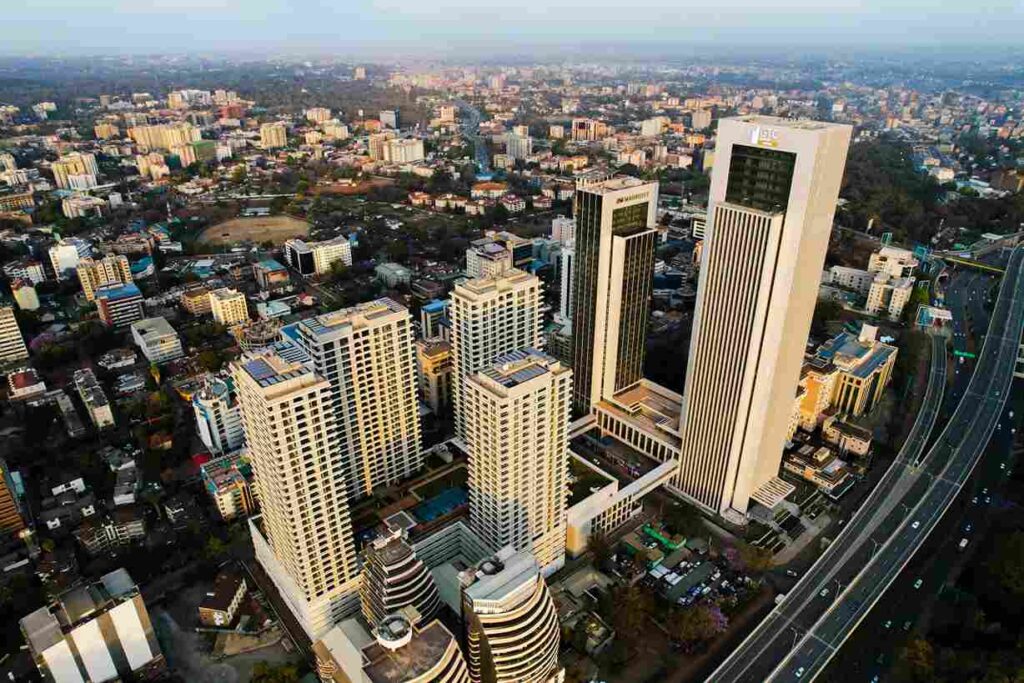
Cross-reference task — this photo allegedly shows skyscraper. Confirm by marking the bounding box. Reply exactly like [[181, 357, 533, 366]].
[[233, 352, 359, 638], [450, 270, 542, 442], [296, 299, 422, 499], [570, 176, 658, 415], [463, 349, 570, 575], [675, 116, 852, 517], [0, 304, 29, 363], [260, 122, 288, 149], [459, 547, 562, 683], [360, 528, 441, 629]]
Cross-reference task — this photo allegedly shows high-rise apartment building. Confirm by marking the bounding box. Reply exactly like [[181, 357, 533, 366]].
[[209, 287, 249, 326], [450, 270, 542, 441], [232, 352, 360, 638], [676, 116, 852, 517], [459, 547, 562, 683], [95, 283, 144, 327], [295, 299, 422, 499], [464, 349, 570, 575], [0, 304, 29, 363], [49, 237, 92, 278], [415, 339, 453, 416], [0, 458, 25, 535], [260, 122, 288, 149], [128, 122, 200, 151], [284, 237, 353, 277], [193, 378, 245, 454], [368, 131, 398, 160], [505, 133, 533, 160], [51, 153, 99, 190], [76, 255, 133, 302], [382, 138, 425, 164], [569, 176, 658, 415], [305, 107, 332, 123], [360, 528, 441, 629]]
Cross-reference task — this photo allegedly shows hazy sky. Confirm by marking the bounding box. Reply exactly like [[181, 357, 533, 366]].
[[3, 0, 1023, 56]]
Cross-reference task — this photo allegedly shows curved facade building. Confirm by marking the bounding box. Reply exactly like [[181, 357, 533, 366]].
[[460, 548, 561, 683], [361, 529, 440, 628]]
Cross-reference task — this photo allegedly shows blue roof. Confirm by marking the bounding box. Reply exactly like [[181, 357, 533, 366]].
[[130, 256, 153, 274], [258, 259, 286, 271], [423, 299, 448, 313], [96, 282, 142, 301], [279, 322, 301, 343]]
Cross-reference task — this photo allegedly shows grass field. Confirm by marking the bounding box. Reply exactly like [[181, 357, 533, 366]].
[[198, 215, 309, 245]]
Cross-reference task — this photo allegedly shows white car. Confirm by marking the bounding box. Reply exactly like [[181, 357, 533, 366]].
[[795, 667, 806, 678], [914, 579, 923, 589], [911, 521, 921, 529]]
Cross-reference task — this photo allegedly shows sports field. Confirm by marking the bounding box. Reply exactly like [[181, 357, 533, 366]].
[[198, 215, 308, 245]]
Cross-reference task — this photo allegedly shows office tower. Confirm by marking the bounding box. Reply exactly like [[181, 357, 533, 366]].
[[130, 317, 184, 363], [285, 237, 353, 277], [569, 176, 658, 415], [0, 458, 25, 535], [505, 133, 532, 160], [20, 569, 165, 683], [49, 237, 92, 278], [415, 339, 453, 416], [76, 255, 133, 302], [95, 283, 144, 327], [209, 288, 249, 326], [0, 304, 29, 362], [360, 528, 441, 628], [233, 352, 360, 638], [260, 122, 288, 149], [450, 270, 542, 441], [313, 606, 470, 683], [676, 116, 852, 517], [296, 299, 422, 499], [460, 547, 561, 683], [380, 109, 399, 129], [51, 153, 99, 190], [193, 378, 245, 454], [382, 138, 425, 164], [306, 107, 332, 123], [464, 349, 570, 575]]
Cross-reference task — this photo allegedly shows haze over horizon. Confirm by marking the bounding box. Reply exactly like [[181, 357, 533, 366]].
[[3, 0, 1023, 57]]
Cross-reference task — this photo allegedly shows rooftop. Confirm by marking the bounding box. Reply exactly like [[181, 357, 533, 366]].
[[477, 348, 563, 390], [95, 282, 142, 301], [363, 620, 457, 683], [130, 316, 177, 338], [579, 175, 654, 195], [299, 297, 406, 338]]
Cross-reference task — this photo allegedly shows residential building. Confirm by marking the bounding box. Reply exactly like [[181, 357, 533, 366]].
[[209, 287, 249, 326], [51, 152, 98, 190], [450, 270, 542, 441], [419, 299, 449, 340], [260, 122, 288, 149], [8, 367, 46, 399], [20, 569, 164, 683], [571, 118, 606, 142], [464, 349, 570, 575], [233, 352, 360, 638], [76, 255, 133, 302], [73, 507, 146, 555], [130, 317, 183, 363], [200, 451, 255, 521], [284, 237, 353, 277], [73, 368, 114, 429], [61, 194, 106, 218], [380, 109, 399, 129], [382, 138, 425, 164], [505, 133, 532, 160], [360, 528, 441, 629], [866, 273, 915, 319], [11, 278, 39, 309], [49, 237, 92, 278], [0, 458, 25, 535], [828, 265, 874, 295], [458, 547, 561, 683], [0, 304, 29, 362], [465, 241, 512, 279], [312, 607, 470, 683], [181, 285, 212, 314], [676, 116, 852, 518], [128, 122, 200, 151], [198, 571, 247, 628], [253, 259, 290, 291], [306, 107, 333, 123], [868, 246, 918, 278], [551, 215, 575, 245], [193, 378, 245, 454], [295, 299, 422, 499], [4, 260, 46, 285], [95, 283, 144, 327], [570, 176, 659, 415], [415, 339, 453, 416]]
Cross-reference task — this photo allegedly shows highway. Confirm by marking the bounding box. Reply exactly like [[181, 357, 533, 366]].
[[769, 245, 1024, 681], [709, 245, 1024, 683], [708, 334, 947, 682], [452, 99, 491, 173]]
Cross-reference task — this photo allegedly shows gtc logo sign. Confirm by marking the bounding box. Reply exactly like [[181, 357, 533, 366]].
[[750, 127, 779, 147]]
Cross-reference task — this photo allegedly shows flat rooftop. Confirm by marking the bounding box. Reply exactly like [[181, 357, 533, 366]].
[[300, 297, 406, 337], [580, 175, 654, 194], [598, 379, 683, 440], [363, 621, 455, 683]]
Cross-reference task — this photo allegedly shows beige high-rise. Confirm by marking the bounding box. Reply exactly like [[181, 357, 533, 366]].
[[76, 255, 133, 302], [0, 305, 29, 363], [260, 122, 288, 149], [464, 349, 570, 575], [570, 176, 658, 415], [450, 270, 542, 442], [209, 287, 249, 326], [676, 116, 852, 516], [296, 299, 422, 499], [232, 352, 359, 638]]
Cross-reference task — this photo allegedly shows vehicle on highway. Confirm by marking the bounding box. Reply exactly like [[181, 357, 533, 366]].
[[786, 569, 799, 577], [959, 538, 969, 550], [914, 579, 923, 589], [795, 667, 805, 678], [819, 588, 829, 597], [911, 520, 921, 529], [903, 621, 912, 631], [883, 620, 892, 629]]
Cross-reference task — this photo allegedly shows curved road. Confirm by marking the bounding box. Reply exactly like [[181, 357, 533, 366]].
[[452, 99, 490, 173]]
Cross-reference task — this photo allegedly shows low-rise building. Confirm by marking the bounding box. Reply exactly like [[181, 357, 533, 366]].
[[209, 287, 249, 326], [130, 317, 184, 363], [73, 368, 114, 429], [822, 414, 873, 457], [181, 285, 212, 315], [198, 571, 247, 628], [95, 282, 144, 327], [200, 451, 255, 521], [73, 506, 146, 555], [253, 259, 290, 291], [375, 262, 412, 287], [7, 367, 46, 399]]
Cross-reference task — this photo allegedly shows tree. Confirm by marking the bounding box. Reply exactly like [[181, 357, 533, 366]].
[[588, 532, 613, 568], [251, 662, 302, 683], [986, 531, 1024, 601], [673, 603, 728, 649], [738, 543, 774, 573], [893, 638, 935, 683], [604, 585, 654, 643], [198, 350, 224, 372]]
